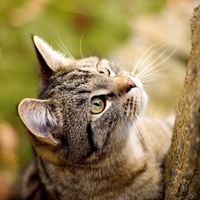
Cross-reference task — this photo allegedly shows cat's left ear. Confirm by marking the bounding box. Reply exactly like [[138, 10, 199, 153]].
[[18, 98, 58, 145], [32, 35, 73, 72], [32, 36, 73, 90]]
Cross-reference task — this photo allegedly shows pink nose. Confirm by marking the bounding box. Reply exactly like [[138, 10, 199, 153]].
[[127, 77, 136, 92], [114, 76, 136, 94]]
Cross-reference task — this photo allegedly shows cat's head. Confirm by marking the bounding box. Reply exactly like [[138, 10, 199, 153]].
[[18, 36, 148, 166]]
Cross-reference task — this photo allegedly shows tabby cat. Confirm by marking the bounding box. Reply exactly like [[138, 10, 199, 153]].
[[11, 36, 172, 200]]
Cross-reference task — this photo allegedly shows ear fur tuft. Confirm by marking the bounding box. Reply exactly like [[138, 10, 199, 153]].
[[32, 35, 71, 71]]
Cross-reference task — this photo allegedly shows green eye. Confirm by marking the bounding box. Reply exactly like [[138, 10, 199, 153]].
[[90, 97, 105, 114]]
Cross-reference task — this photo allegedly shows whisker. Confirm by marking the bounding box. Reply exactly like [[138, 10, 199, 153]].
[[138, 113, 172, 163], [129, 54, 135, 73], [138, 48, 176, 81], [55, 31, 76, 62], [140, 73, 171, 84], [133, 45, 165, 76], [133, 44, 158, 75], [137, 46, 168, 79], [79, 32, 86, 59], [126, 120, 146, 171], [136, 116, 162, 178]]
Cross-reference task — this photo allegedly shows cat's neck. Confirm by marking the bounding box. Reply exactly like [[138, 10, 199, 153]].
[[36, 121, 147, 175], [35, 143, 160, 199], [36, 135, 146, 177], [34, 122, 162, 199], [37, 132, 143, 177]]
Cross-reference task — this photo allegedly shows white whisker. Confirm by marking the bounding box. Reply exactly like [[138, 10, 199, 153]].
[[134, 45, 166, 76], [128, 55, 135, 73], [55, 31, 76, 62], [133, 44, 158, 75], [136, 116, 162, 178], [140, 74, 171, 84], [79, 32, 86, 59], [138, 48, 176, 81], [127, 120, 146, 171], [138, 113, 171, 163], [137, 46, 168, 79]]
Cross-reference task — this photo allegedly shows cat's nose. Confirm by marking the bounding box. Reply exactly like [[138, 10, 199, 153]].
[[114, 76, 136, 94], [127, 77, 136, 92]]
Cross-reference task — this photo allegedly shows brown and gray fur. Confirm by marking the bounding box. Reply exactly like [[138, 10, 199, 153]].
[[10, 36, 172, 200]]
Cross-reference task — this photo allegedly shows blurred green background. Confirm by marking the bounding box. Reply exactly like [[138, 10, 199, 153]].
[[0, 0, 194, 199]]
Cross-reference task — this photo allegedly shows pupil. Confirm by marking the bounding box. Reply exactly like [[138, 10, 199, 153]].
[[93, 101, 100, 107]]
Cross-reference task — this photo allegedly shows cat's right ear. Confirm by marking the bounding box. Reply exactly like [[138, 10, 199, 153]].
[[32, 36, 73, 88], [18, 98, 58, 145]]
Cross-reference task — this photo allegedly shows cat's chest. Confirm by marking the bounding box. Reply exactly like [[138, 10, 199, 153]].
[[37, 154, 162, 200]]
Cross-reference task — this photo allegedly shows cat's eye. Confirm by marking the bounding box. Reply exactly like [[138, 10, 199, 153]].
[[97, 66, 110, 76], [90, 97, 105, 114]]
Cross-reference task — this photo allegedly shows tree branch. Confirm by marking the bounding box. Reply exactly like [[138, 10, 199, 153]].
[[164, 5, 200, 199]]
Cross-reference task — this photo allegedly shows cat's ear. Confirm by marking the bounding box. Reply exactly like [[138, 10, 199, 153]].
[[18, 98, 58, 145], [32, 35, 72, 71]]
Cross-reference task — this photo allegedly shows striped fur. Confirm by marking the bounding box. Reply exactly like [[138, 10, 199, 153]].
[[10, 36, 172, 200]]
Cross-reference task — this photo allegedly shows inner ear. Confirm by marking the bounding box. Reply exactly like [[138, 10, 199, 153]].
[[18, 98, 58, 145]]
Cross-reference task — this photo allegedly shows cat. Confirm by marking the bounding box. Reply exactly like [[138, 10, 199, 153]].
[[10, 35, 172, 200]]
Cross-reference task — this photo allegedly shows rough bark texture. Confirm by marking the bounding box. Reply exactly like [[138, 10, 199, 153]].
[[164, 5, 200, 199]]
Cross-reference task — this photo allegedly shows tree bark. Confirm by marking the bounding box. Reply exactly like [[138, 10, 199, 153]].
[[164, 5, 200, 199]]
